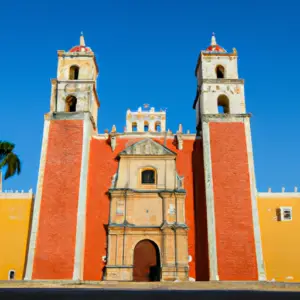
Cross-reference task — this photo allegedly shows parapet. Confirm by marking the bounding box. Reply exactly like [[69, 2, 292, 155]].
[[125, 105, 166, 133]]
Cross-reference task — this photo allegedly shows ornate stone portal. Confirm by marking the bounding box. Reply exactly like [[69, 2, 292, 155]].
[[105, 139, 189, 281]]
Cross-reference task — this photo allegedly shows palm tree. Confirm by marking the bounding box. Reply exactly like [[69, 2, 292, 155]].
[[0, 141, 21, 180]]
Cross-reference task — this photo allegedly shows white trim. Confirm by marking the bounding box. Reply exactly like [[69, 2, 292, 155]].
[[258, 193, 300, 198], [202, 121, 219, 281], [244, 118, 266, 281], [0, 192, 33, 199], [73, 113, 92, 280], [92, 133, 197, 140], [24, 119, 50, 280]]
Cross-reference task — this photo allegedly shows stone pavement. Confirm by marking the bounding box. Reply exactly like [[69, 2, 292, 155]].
[[1, 280, 300, 291]]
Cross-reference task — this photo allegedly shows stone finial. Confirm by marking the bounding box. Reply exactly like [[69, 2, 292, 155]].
[[268, 187, 272, 193], [177, 134, 183, 150], [178, 124, 183, 133], [295, 187, 298, 193], [111, 125, 116, 133], [233, 48, 238, 55], [138, 107, 142, 112], [211, 32, 217, 46], [80, 32, 85, 46], [29, 188, 33, 193], [150, 107, 155, 112], [187, 129, 190, 134], [282, 187, 285, 193], [110, 135, 116, 151]]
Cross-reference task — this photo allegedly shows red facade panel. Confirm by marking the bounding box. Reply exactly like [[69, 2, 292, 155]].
[[33, 120, 83, 279], [209, 122, 258, 280]]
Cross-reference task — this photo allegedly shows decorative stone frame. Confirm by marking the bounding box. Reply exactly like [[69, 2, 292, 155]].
[[138, 167, 157, 189]]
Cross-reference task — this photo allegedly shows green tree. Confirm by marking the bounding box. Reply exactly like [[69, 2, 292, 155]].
[[0, 141, 21, 180]]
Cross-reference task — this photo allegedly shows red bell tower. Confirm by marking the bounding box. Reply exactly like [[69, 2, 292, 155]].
[[194, 34, 266, 281], [25, 34, 100, 280]]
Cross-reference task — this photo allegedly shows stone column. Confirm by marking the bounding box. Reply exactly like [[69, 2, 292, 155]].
[[175, 228, 189, 281], [161, 227, 176, 281]]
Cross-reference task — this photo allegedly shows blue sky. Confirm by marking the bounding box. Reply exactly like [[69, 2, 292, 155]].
[[1, 0, 299, 192]]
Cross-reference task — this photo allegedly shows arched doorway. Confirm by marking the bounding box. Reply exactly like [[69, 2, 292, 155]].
[[133, 239, 160, 282]]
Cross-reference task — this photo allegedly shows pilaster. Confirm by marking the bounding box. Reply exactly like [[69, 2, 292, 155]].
[[24, 118, 50, 280]]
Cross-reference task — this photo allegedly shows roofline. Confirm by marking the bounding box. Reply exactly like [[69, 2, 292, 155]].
[[258, 192, 300, 198], [118, 138, 178, 157]]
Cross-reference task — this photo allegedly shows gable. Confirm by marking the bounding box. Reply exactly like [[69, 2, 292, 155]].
[[119, 138, 176, 156]]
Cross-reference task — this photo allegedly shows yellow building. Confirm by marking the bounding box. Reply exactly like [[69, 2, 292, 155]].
[[0, 172, 34, 280], [258, 190, 300, 282]]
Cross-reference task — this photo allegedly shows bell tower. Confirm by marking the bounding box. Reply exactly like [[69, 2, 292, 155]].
[[25, 34, 100, 280], [194, 34, 265, 281]]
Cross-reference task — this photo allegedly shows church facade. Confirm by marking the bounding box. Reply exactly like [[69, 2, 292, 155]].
[[1, 34, 300, 283]]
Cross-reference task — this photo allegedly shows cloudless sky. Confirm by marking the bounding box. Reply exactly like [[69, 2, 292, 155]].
[[1, 0, 299, 192]]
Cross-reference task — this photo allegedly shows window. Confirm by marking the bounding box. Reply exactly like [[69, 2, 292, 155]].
[[65, 95, 77, 112], [69, 65, 79, 80], [144, 121, 149, 132], [155, 121, 161, 132], [141, 169, 155, 184], [132, 122, 137, 132], [277, 207, 292, 221], [217, 95, 230, 113], [216, 65, 225, 79], [8, 270, 15, 280]]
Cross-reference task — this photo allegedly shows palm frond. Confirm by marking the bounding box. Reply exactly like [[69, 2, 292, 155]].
[[0, 141, 21, 180]]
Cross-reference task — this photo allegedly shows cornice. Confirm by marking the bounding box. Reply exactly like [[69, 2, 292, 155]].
[[202, 79, 244, 85], [202, 113, 251, 123]]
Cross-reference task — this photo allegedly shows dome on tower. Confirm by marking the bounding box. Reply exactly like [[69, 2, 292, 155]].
[[205, 33, 227, 53], [69, 33, 92, 53]]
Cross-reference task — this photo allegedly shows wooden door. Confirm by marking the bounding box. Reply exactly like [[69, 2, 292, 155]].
[[133, 240, 160, 282]]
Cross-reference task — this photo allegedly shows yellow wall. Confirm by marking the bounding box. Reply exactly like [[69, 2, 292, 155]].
[[258, 194, 300, 282], [0, 195, 33, 280]]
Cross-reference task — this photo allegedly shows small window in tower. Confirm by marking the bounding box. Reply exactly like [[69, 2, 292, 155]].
[[217, 95, 230, 114], [277, 207, 292, 221], [141, 169, 156, 184], [155, 121, 161, 132], [65, 95, 77, 112], [216, 65, 225, 79], [8, 270, 15, 280], [132, 122, 137, 132], [69, 65, 79, 80], [144, 121, 149, 132]]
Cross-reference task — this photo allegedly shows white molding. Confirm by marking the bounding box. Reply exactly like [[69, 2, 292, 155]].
[[258, 193, 300, 198], [73, 113, 92, 280], [92, 133, 197, 140], [0, 192, 33, 199], [24, 119, 50, 280], [244, 118, 266, 281], [202, 121, 219, 281]]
